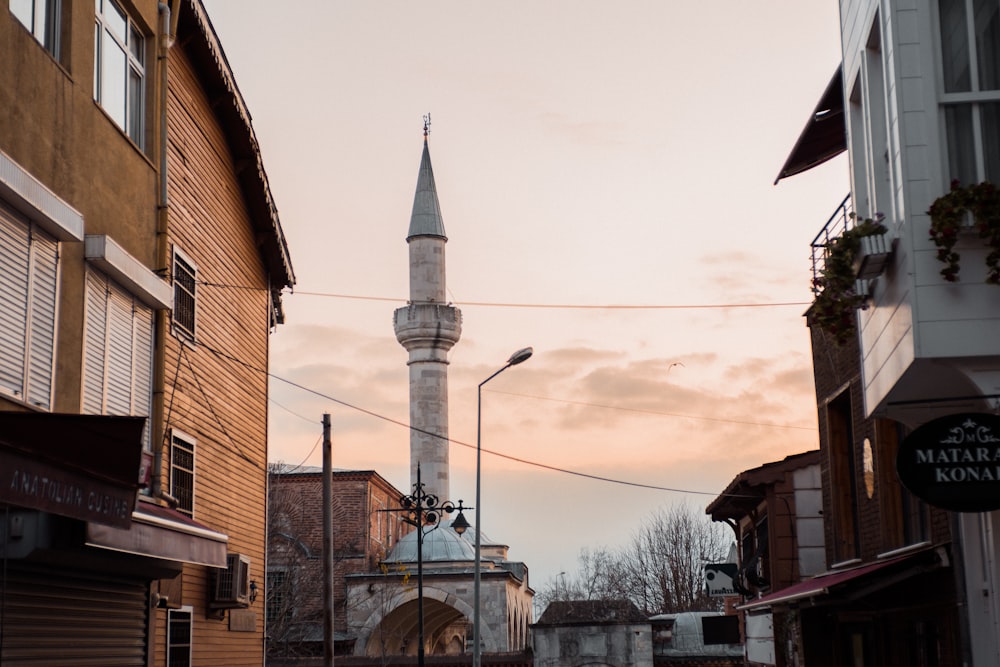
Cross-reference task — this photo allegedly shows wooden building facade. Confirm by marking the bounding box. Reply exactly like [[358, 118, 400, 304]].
[[0, 0, 293, 664]]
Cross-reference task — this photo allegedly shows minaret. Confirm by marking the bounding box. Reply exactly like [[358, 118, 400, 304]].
[[393, 117, 462, 501]]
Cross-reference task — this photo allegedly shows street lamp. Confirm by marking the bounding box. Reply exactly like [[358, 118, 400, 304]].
[[474, 346, 532, 667], [388, 464, 470, 667]]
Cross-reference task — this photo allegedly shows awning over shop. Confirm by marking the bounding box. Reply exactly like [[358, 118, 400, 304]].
[[86, 501, 228, 568], [773, 66, 847, 184], [0, 412, 145, 528], [739, 547, 945, 610]]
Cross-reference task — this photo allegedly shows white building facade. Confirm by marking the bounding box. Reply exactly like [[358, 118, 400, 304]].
[[834, 1, 999, 664]]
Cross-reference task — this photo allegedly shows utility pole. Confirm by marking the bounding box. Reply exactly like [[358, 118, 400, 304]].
[[322, 413, 334, 667]]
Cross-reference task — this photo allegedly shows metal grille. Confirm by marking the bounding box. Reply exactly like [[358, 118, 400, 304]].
[[809, 194, 853, 293], [172, 254, 196, 340], [171, 433, 195, 517]]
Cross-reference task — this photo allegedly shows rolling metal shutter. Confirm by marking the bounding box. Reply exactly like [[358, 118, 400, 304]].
[[0, 563, 148, 666]]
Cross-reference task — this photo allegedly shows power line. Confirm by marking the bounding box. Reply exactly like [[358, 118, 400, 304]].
[[198, 281, 810, 311], [202, 342, 761, 499]]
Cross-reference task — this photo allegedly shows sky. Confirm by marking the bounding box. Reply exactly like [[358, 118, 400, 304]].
[[200, 1, 848, 593]]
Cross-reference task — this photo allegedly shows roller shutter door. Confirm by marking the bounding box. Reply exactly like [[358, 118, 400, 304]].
[[0, 563, 148, 666]]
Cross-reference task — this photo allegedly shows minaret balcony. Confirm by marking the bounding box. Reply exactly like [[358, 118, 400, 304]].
[[393, 303, 463, 353]]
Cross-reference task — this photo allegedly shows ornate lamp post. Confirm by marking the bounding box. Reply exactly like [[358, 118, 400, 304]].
[[389, 464, 471, 667], [473, 347, 532, 667]]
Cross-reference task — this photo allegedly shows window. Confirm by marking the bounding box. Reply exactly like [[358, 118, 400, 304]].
[[939, 0, 1000, 183], [170, 431, 195, 517], [266, 568, 289, 626], [94, 0, 144, 146], [876, 420, 929, 548], [83, 268, 153, 447], [172, 249, 196, 342], [848, 16, 894, 223], [0, 200, 58, 409], [10, 0, 60, 56], [828, 391, 860, 562], [167, 607, 193, 667]]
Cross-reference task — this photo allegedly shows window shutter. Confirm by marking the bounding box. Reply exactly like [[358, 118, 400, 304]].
[[83, 269, 154, 446], [26, 231, 58, 408], [0, 208, 30, 397], [83, 270, 108, 414], [105, 285, 134, 416]]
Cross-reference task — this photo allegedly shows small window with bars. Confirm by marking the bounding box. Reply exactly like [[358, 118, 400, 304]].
[[170, 431, 195, 517], [167, 607, 192, 667], [172, 249, 196, 342]]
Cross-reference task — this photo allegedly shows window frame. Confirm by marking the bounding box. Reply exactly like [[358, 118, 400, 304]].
[[167, 606, 193, 667], [9, 0, 61, 57], [171, 247, 197, 343], [937, 0, 1000, 183], [93, 0, 145, 147], [827, 389, 861, 563], [170, 429, 196, 517]]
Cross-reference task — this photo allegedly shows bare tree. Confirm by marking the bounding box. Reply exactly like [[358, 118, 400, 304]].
[[266, 463, 321, 660], [537, 502, 730, 615]]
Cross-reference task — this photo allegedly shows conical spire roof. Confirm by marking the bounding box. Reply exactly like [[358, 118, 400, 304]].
[[407, 138, 447, 240]]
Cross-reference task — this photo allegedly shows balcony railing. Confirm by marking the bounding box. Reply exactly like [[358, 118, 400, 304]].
[[810, 194, 853, 294]]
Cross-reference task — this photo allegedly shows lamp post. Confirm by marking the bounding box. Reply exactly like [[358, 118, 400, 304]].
[[390, 464, 471, 667], [473, 346, 532, 667]]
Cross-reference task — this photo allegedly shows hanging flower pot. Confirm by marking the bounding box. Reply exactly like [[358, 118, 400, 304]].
[[928, 180, 1000, 283], [812, 214, 887, 345]]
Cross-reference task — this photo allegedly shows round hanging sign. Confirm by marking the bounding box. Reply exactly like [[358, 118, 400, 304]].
[[897, 413, 1000, 513]]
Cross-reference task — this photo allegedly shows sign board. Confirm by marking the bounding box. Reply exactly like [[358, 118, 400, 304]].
[[897, 413, 1000, 512], [0, 448, 135, 528], [705, 563, 738, 597]]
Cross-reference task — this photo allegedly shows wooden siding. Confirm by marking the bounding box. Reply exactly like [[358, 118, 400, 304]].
[[149, 41, 271, 666]]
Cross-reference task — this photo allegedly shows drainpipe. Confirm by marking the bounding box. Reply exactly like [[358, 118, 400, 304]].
[[151, 2, 171, 499]]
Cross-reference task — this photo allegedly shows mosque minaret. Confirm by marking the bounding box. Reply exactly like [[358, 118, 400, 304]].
[[393, 118, 462, 501], [347, 123, 533, 658]]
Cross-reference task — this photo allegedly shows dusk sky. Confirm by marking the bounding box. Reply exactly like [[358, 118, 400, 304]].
[[200, 0, 847, 591]]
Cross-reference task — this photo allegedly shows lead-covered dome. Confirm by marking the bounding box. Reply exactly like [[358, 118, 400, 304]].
[[386, 519, 476, 563]]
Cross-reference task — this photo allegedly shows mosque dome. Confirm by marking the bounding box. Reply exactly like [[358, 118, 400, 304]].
[[386, 518, 476, 563]]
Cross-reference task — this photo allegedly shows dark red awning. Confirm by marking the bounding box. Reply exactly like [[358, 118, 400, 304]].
[[86, 501, 228, 568], [739, 547, 944, 610], [774, 67, 847, 184]]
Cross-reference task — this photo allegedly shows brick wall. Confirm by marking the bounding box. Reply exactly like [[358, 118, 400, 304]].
[[269, 470, 409, 638]]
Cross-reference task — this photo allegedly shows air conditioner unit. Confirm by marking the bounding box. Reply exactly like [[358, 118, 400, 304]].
[[210, 553, 250, 609]]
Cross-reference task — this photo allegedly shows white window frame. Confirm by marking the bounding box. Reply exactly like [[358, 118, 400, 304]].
[[0, 200, 59, 410], [937, 0, 1000, 183], [93, 0, 145, 147], [82, 267, 154, 448], [9, 0, 60, 57], [167, 606, 193, 667], [171, 247, 197, 343], [170, 429, 196, 517]]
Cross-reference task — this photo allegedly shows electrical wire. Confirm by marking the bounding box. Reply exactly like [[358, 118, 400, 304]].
[[180, 345, 256, 467], [197, 281, 810, 311], [201, 341, 761, 499]]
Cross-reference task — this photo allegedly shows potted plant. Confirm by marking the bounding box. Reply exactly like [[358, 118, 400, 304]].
[[812, 213, 887, 345], [928, 180, 1000, 283]]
